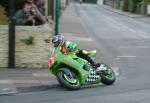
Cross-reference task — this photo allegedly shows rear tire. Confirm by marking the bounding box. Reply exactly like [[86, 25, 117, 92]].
[[56, 68, 81, 90]]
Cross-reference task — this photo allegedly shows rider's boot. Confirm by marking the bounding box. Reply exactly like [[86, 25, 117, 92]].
[[93, 62, 107, 74], [93, 62, 100, 69]]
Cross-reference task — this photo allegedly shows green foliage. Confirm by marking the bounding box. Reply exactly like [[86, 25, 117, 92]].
[[0, 0, 26, 16], [136, 0, 150, 14], [120, 0, 128, 11], [0, 0, 9, 16], [114, 0, 121, 9], [83, 0, 97, 4], [0, 5, 8, 25], [20, 36, 34, 45], [142, 0, 150, 14], [114, 0, 149, 14], [0, 0, 29, 25], [128, 0, 142, 13]]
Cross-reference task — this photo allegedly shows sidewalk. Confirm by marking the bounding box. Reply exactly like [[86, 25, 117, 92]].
[[60, 3, 89, 38], [0, 68, 57, 95], [101, 4, 150, 24], [60, 3, 98, 51]]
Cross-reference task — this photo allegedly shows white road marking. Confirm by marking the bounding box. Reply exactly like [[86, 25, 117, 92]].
[[117, 56, 136, 58], [122, 26, 149, 39], [136, 32, 149, 39], [33, 73, 54, 78], [119, 46, 148, 49], [101, 15, 150, 39], [128, 28, 136, 33], [122, 25, 129, 29]]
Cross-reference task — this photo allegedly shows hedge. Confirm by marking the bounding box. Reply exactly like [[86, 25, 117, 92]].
[[120, 0, 128, 11], [0, 5, 8, 24], [0, 0, 26, 16], [136, 0, 150, 14]]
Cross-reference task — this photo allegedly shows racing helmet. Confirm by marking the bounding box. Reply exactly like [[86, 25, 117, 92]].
[[52, 35, 65, 47]]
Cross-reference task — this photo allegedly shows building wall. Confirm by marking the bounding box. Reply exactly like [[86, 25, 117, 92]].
[[0, 24, 53, 68], [97, 0, 104, 5], [0, 25, 8, 67], [104, 0, 114, 7], [46, 0, 54, 19]]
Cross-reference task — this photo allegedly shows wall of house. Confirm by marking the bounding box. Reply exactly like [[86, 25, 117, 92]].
[[0, 24, 53, 68], [104, 0, 114, 7], [0, 25, 8, 67], [97, 0, 104, 5]]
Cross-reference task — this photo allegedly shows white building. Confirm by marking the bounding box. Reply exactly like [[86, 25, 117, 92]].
[[97, 0, 104, 5]]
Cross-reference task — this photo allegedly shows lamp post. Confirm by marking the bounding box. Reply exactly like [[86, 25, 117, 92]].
[[55, 0, 61, 35], [8, 0, 16, 68]]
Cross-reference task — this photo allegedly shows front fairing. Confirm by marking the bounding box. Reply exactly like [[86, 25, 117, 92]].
[[49, 46, 92, 84], [50, 46, 87, 71]]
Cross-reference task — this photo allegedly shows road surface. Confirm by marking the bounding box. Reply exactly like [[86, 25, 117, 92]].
[[1, 3, 150, 103]]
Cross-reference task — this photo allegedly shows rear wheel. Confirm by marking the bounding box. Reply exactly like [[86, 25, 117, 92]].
[[98, 64, 116, 85], [56, 68, 81, 90]]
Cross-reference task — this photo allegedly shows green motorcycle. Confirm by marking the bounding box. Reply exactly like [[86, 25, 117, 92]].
[[48, 46, 116, 90]]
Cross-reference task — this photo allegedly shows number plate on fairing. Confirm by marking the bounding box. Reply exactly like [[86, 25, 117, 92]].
[[85, 69, 100, 83], [97, 64, 108, 71]]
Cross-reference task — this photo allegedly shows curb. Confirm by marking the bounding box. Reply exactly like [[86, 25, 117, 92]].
[[0, 88, 18, 95], [17, 84, 59, 93], [0, 78, 58, 95], [0, 84, 59, 96]]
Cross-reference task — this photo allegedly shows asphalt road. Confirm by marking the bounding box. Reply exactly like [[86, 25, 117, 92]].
[[1, 4, 150, 103]]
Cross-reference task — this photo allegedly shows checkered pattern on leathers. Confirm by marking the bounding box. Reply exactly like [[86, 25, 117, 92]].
[[86, 69, 100, 83]]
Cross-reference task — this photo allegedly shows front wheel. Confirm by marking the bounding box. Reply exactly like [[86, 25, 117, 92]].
[[56, 68, 81, 90], [98, 64, 116, 85]]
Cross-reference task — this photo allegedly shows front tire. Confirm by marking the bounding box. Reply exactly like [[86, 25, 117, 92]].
[[99, 64, 116, 85], [56, 68, 81, 90]]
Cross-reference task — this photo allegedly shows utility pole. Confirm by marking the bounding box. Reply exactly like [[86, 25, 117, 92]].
[[8, 0, 16, 68], [55, 0, 61, 35]]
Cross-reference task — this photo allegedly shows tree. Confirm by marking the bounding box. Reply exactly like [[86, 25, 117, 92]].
[[0, 5, 8, 24], [0, 0, 26, 16]]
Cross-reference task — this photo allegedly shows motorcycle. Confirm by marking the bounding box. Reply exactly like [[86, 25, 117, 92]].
[[48, 46, 116, 90]]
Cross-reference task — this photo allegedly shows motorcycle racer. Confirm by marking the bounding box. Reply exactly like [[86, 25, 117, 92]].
[[51, 35, 100, 68]]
